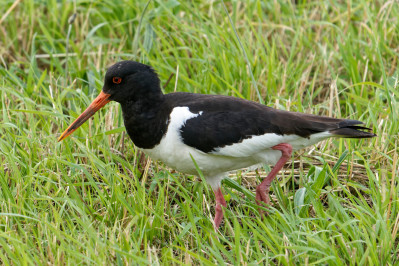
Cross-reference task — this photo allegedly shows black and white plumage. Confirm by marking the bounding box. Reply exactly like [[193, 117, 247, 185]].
[[59, 60, 376, 229]]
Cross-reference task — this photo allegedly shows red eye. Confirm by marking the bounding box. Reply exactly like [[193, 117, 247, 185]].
[[113, 77, 122, 84]]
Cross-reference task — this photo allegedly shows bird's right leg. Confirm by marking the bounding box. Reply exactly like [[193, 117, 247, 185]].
[[255, 143, 293, 213]]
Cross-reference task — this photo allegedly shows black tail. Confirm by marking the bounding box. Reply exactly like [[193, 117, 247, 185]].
[[329, 121, 376, 138]]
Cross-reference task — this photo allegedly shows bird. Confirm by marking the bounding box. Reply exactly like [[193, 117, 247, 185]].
[[58, 60, 376, 229]]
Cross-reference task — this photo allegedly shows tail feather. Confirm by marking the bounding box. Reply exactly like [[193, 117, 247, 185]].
[[329, 123, 376, 138], [282, 111, 376, 139]]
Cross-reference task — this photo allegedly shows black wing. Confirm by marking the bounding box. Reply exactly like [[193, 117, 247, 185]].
[[165, 93, 374, 153]]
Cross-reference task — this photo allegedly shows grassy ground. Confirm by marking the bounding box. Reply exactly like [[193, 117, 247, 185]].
[[0, 0, 398, 264]]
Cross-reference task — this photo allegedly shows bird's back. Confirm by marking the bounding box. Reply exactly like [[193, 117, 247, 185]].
[[163, 92, 375, 154]]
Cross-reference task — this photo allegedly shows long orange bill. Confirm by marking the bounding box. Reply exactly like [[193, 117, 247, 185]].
[[58, 91, 111, 142]]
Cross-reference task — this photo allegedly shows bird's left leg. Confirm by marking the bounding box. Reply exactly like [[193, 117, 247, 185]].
[[255, 143, 293, 211], [213, 187, 227, 229]]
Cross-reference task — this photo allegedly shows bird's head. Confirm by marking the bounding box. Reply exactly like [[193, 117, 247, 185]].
[[58, 60, 161, 141]]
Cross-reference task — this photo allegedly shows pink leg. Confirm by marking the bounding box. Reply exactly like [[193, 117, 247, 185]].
[[256, 143, 293, 211], [213, 187, 227, 229]]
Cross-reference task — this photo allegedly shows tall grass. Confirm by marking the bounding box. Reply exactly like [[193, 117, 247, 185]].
[[0, 0, 398, 264]]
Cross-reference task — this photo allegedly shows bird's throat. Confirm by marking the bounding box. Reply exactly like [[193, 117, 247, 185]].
[[120, 96, 170, 149]]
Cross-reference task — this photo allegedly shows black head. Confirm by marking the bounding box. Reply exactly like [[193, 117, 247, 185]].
[[58, 60, 163, 142], [102, 61, 162, 104]]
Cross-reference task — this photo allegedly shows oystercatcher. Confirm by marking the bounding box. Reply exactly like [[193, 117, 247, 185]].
[[58, 60, 376, 229]]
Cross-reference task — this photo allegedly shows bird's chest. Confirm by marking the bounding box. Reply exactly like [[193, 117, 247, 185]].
[[122, 109, 168, 149], [141, 135, 203, 175], [139, 106, 203, 174]]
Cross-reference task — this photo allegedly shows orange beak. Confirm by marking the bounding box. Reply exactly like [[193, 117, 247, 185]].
[[58, 91, 111, 142]]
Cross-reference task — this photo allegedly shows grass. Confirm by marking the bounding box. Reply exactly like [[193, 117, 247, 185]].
[[0, 0, 398, 264]]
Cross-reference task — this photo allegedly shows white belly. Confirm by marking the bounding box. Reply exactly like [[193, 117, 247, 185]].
[[143, 142, 282, 176]]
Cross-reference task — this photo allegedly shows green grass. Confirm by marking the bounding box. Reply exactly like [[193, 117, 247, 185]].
[[0, 0, 398, 264]]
